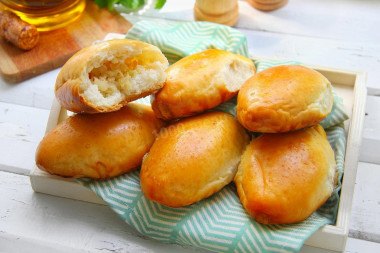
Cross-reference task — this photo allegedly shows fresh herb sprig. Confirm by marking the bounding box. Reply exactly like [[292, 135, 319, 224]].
[[94, 0, 166, 11]]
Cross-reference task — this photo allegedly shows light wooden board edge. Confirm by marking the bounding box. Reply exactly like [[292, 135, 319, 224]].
[[29, 166, 105, 205], [306, 70, 367, 252], [29, 58, 367, 252]]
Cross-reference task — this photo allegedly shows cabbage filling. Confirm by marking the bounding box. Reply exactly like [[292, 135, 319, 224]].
[[81, 51, 165, 108]]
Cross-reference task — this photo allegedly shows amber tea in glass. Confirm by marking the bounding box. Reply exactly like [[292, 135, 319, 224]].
[[0, 0, 86, 31]]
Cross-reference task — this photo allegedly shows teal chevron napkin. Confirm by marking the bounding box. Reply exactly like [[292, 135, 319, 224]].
[[125, 20, 249, 63], [77, 21, 348, 253]]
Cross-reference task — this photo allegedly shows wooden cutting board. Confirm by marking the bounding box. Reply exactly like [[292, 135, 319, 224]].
[[0, 0, 132, 83]]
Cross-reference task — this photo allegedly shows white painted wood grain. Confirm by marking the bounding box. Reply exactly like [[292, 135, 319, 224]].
[[361, 96, 380, 164], [0, 102, 50, 175], [0, 1, 379, 251], [0, 68, 58, 110], [349, 162, 380, 243], [148, 0, 380, 44], [238, 0, 380, 44], [345, 238, 380, 253], [0, 233, 91, 253], [0, 171, 206, 253], [2, 165, 380, 253]]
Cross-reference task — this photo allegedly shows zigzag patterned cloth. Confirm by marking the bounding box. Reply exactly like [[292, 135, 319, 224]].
[[77, 21, 348, 252], [125, 20, 249, 63]]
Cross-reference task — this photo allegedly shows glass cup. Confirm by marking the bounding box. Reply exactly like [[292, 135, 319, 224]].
[[0, 0, 86, 31]]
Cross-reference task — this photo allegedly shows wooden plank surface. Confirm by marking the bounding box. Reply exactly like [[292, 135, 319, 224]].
[[360, 96, 380, 164], [0, 101, 50, 175], [2, 169, 380, 252], [349, 162, 380, 243], [1, 1, 380, 251], [141, 0, 380, 43], [0, 171, 202, 253], [0, 0, 131, 83]]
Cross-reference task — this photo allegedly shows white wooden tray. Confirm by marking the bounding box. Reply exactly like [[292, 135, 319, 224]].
[[30, 59, 367, 252]]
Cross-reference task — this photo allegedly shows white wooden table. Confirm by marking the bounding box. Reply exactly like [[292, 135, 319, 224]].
[[1, 0, 380, 252]]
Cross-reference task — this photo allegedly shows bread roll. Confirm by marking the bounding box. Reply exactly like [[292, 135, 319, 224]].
[[35, 103, 164, 179], [234, 125, 336, 224], [140, 111, 250, 207], [55, 39, 169, 113], [237, 65, 333, 133], [152, 49, 255, 120]]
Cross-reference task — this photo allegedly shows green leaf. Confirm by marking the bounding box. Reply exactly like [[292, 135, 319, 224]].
[[155, 0, 166, 9], [94, 0, 107, 8], [93, 0, 162, 11], [138, 0, 146, 7], [120, 0, 144, 9], [119, 0, 131, 8], [107, 0, 120, 10]]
